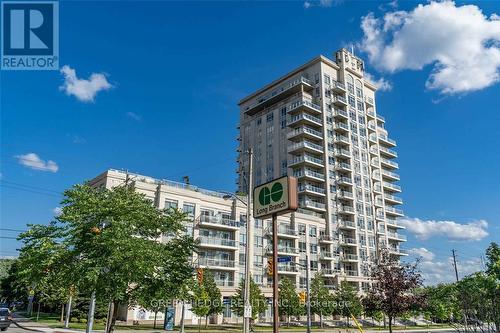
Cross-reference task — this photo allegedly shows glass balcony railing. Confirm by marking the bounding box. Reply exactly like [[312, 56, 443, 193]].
[[334, 134, 350, 144], [380, 158, 399, 168], [294, 169, 325, 180], [299, 200, 326, 210], [199, 215, 239, 228], [288, 98, 322, 113], [379, 146, 397, 157], [215, 279, 235, 287], [199, 236, 237, 248], [289, 154, 323, 166], [382, 170, 400, 179], [334, 148, 351, 157], [386, 207, 404, 215], [298, 184, 326, 195], [198, 257, 236, 268], [288, 113, 322, 126], [339, 220, 356, 228], [334, 108, 348, 118], [287, 126, 323, 139], [378, 134, 397, 146], [334, 122, 349, 131], [384, 194, 403, 203], [288, 140, 323, 153], [383, 181, 401, 191]]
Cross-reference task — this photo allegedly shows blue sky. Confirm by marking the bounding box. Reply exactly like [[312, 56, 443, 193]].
[[1, 0, 499, 285]]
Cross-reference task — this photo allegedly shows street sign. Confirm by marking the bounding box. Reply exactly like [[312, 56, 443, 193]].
[[277, 256, 292, 263], [253, 176, 298, 218], [244, 305, 252, 318]]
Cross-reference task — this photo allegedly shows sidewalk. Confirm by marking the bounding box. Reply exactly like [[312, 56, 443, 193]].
[[12, 313, 81, 333]]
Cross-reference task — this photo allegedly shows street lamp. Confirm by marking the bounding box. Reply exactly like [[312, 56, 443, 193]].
[[222, 148, 253, 333]]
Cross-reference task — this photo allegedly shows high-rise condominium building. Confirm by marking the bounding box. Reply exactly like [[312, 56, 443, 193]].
[[89, 48, 406, 324], [237, 47, 406, 287]]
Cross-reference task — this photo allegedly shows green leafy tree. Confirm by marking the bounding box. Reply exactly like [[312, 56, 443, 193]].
[[484, 242, 500, 333], [334, 280, 362, 325], [14, 184, 196, 333], [231, 277, 267, 326], [309, 273, 333, 327], [201, 270, 223, 326], [278, 277, 303, 324], [422, 284, 459, 322], [190, 279, 210, 333]]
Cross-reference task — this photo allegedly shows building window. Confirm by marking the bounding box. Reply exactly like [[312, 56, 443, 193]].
[[324, 74, 331, 85], [298, 224, 306, 235], [266, 112, 274, 122], [165, 199, 178, 210], [182, 203, 195, 217], [309, 226, 317, 237], [310, 244, 318, 254]]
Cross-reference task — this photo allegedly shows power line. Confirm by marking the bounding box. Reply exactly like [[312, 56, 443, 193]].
[[0, 183, 61, 198], [0, 180, 61, 194], [0, 228, 27, 233]]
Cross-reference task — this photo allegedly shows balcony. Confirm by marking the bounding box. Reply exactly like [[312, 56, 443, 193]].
[[333, 108, 348, 119], [387, 232, 407, 241], [299, 199, 326, 212], [322, 268, 340, 276], [266, 225, 299, 239], [383, 181, 402, 192], [341, 254, 358, 261], [369, 134, 378, 143], [334, 122, 349, 133], [288, 140, 323, 154], [332, 95, 348, 106], [385, 206, 404, 217], [388, 247, 409, 256], [294, 169, 325, 182], [386, 218, 405, 229], [377, 114, 385, 122], [335, 162, 352, 172], [382, 170, 400, 181], [379, 146, 397, 158], [367, 110, 376, 118], [215, 279, 235, 287], [380, 158, 399, 169], [298, 184, 326, 196], [277, 264, 300, 274], [244, 76, 313, 115], [198, 257, 236, 269], [267, 246, 300, 256], [287, 98, 322, 115], [287, 126, 323, 140], [373, 183, 382, 193], [334, 148, 351, 158], [288, 113, 322, 127], [339, 237, 357, 246], [336, 176, 353, 186], [319, 235, 335, 243], [384, 194, 403, 204], [198, 236, 238, 249], [332, 81, 346, 92], [378, 134, 397, 147], [320, 251, 335, 260], [198, 215, 239, 230], [365, 96, 374, 106], [344, 270, 359, 276], [339, 220, 356, 229], [338, 205, 355, 215], [337, 190, 354, 200], [333, 134, 350, 145], [288, 154, 323, 168]]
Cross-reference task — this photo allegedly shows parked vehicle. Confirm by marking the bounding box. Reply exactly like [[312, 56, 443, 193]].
[[0, 308, 12, 331]]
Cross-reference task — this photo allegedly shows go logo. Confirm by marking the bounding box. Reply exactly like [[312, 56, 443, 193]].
[[258, 182, 283, 206]]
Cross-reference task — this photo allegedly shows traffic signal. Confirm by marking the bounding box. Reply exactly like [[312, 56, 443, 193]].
[[197, 268, 204, 283], [299, 291, 306, 303], [267, 258, 273, 275]]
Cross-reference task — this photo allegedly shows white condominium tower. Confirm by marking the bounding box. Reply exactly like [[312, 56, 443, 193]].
[[237, 48, 407, 285]]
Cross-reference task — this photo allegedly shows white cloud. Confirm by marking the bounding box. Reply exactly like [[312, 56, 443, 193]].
[[409, 247, 435, 261], [126, 112, 142, 121], [399, 217, 489, 241], [60, 65, 113, 102], [408, 247, 483, 285], [53, 207, 62, 216], [15, 153, 59, 173], [303, 0, 337, 9], [364, 72, 392, 91], [359, 1, 500, 94]]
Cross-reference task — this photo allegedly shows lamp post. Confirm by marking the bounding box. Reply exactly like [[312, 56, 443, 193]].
[[223, 148, 253, 333]]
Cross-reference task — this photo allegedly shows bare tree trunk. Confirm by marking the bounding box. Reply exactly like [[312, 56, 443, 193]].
[[60, 304, 65, 322], [320, 313, 323, 328], [389, 315, 393, 333], [153, 311, 157, 329], [106, 300, 119, 333]]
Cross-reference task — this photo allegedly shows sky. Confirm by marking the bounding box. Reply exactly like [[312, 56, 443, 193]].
[[1, 0, 499, 285]]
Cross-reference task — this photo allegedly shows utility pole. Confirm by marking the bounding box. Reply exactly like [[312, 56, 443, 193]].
[[272, 213, 279, 333], [243, 148, 253, 333], [305, 253, 311, 333], [452, 249, 468, 332]]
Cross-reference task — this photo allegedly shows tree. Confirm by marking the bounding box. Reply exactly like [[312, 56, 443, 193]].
[[334, 280, 362, 325], [14, 184, 196, 333], [484, 242, 500, 333], [278, 277, 303, 325], [421, 284, 459, 323], [200, 270, 223, 326], [309, 273, 333, 327], [190, 279, 210, 333], [231, 277, 267, 326], [363, 251, 425, 333]]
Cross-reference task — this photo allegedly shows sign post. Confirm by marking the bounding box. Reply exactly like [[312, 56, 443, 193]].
[[253, 176, 297, 333]]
